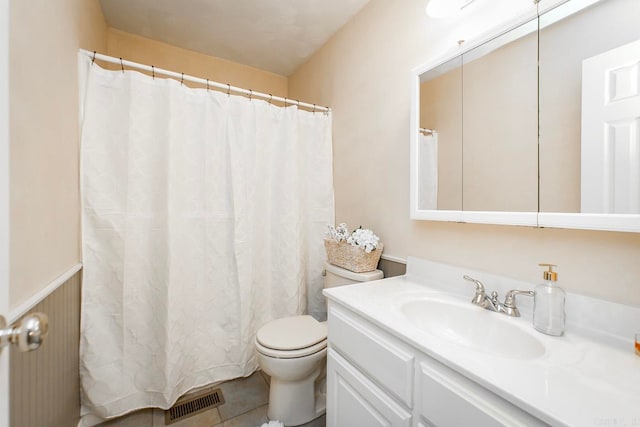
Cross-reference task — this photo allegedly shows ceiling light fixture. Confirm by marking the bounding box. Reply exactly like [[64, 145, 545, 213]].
[[425, 0, 478, 19]]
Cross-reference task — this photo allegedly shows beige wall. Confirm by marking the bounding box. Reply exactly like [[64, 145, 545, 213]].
[[9, 0, 107, 308], [462, 32, 538, 212], [289, 0, 640, 305], [107, 29, 288, 98]]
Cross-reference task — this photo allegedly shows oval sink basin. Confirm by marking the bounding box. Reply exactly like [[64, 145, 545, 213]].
[[401, 298, 545, 359]]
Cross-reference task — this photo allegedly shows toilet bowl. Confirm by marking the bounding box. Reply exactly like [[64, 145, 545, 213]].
[[255, 315, 327, 426], [256, 263, 383, 426]]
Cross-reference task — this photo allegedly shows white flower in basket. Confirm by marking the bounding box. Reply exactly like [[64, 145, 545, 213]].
[[324, 224, 383, 273]]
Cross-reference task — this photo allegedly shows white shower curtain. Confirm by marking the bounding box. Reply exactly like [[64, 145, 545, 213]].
[[418, 132, 438, 210], [77, 55, 334, 425]]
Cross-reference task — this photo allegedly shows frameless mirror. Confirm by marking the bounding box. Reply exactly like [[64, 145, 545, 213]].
[[461, 19, 538, 212], [539, 0, 640, 215]]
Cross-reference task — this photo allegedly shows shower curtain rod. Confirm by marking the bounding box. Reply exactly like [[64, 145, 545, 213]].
[[79, 49, 330, 113]]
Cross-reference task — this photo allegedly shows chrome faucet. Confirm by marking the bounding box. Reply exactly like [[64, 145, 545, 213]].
[[502, 289, 535, 317], [462, 275, 490, 308], [463, 275, 533, 317]]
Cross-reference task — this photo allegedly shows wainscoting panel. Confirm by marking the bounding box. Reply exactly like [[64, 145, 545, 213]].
[[10, 270, 82, 427]]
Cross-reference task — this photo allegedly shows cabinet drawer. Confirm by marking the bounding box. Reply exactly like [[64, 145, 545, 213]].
[[327, 348, 412, 427], [328, 304, 414, 407], [416, 356, 548, 427]]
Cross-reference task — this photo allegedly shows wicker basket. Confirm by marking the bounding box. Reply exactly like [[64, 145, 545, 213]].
[[324, 239, 383, 273]]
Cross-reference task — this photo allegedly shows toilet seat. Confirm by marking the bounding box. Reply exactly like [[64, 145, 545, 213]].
[[256, 315, 328, 359], [255, 338, 327, 359]]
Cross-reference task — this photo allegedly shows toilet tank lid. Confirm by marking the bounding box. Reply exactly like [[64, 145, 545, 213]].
[[324, 262, 383, 282]]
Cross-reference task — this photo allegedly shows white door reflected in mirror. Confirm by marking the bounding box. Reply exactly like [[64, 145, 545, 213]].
[[581, 38, 640, 214]]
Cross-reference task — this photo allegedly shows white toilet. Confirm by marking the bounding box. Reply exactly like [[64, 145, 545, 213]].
[[255, 262, 383, 426]]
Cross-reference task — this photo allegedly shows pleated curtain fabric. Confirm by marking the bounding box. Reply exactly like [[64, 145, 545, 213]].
[[418, 132, 438, 210], [77, 54, 334, 425]]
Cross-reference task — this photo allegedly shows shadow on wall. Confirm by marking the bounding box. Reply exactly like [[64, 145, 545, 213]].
[[378, 258, 407, 278]]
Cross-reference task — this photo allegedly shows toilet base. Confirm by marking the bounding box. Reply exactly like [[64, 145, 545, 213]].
[[267, 365, 326, 426]]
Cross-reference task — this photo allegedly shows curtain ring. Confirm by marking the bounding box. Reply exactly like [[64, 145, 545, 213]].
[[295, 100, 300, 108], [152, 65, 155, 79], [269, 94, 273, 105], [227, 83, 231, 97], [313, 104, 316, 113], [180, 73, 184, 86], [91, 51, 96, 66], [206, 79, 210, 91], [249, 89, 253, 101], [120, 58, 124, 73], [284, 97, 288, 106]]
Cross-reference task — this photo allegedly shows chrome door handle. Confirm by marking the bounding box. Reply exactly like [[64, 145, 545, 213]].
[[0, 313, 49, 353]]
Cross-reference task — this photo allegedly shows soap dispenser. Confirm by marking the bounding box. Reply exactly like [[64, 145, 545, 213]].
[[533, 263, 566, 336]]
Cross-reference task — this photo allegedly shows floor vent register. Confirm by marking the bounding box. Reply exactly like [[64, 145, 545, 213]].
[[165, 387, 225, 424]]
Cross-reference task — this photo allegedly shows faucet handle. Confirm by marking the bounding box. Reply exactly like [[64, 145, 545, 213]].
[[504, 289, 534, 308], [463, 275, 486, 306]]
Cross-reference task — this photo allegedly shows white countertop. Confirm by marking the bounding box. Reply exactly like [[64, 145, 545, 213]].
[[323, 258, 640, 427]]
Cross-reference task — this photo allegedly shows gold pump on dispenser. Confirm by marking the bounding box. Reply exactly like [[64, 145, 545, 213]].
[[539, 263, 558, 281]]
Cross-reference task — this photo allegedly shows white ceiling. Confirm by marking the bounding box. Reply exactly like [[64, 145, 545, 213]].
[[99, 0, 371, 76]]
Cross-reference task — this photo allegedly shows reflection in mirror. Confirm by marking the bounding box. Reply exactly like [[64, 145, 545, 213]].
[[539, 0, 640, 214], [419, 57, 463, 210], [461, 19, 538, 212]]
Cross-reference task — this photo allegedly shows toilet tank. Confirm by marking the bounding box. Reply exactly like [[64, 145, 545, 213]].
[[323, 262, 383, 289]]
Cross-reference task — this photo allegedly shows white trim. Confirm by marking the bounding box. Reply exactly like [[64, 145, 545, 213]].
[[9, 263, 83, 323], [410, 209, 463, 223], [380, 254, 408, 265], [0, 2, 9, 426], [0, 0, 9, 311], [538, 213, 640, 233], [0, 0, 10, 311], [460, 211, 538, 227], [409, 68, 420, 219]]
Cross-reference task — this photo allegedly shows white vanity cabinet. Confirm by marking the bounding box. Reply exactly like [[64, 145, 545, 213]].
[[415, 356, 547, 427], [326, 303, 414, 427], [326, 302, 548, 427], [327, 349, 412, 427]]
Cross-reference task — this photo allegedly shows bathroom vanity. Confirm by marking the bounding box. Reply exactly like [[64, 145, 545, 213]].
[[323, 257, 640, 427]]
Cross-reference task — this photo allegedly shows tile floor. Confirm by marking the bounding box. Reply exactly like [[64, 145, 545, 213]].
[[98, 371, 326, 427]]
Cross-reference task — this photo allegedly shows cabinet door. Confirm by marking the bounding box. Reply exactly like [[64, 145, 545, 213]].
[[416, 357, 548, 427], [327, 348, 412, 427], [329, 305, 414, 407]]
